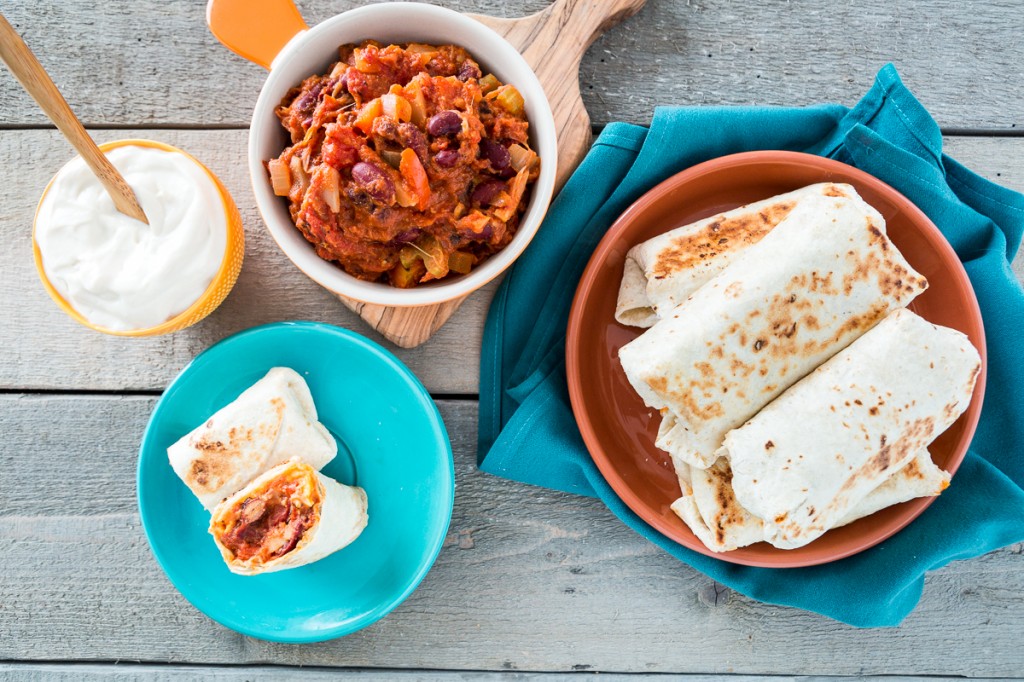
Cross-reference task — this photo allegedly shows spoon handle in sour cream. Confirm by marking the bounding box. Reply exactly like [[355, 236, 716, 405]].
[[0, 12, 149, 224]]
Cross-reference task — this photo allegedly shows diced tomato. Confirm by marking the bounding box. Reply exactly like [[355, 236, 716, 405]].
[[322, 124, 361, 170], [399, 148, 431, 210]]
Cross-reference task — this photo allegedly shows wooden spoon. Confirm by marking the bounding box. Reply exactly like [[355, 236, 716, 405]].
[[0, 13, 149, 224]]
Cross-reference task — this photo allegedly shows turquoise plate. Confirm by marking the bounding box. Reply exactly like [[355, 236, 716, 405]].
[[137, 322, 454, 643]]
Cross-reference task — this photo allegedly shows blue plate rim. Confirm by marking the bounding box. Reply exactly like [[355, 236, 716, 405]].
[[136, 320, 455, 643]]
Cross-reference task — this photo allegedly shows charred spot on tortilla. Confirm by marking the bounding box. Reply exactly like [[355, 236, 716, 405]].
[[187, 453, 233, 492], [194, 438, 226, 452], [651, 201, 796, 279], [823, 184, 849, 198], [190, 460, 210, 487]]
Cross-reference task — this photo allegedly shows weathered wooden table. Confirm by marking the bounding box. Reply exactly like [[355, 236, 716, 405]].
[[2, 1, 1022, 679]]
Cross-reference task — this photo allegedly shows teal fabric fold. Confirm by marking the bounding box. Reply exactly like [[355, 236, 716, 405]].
[[478, 64, 1024, 627]]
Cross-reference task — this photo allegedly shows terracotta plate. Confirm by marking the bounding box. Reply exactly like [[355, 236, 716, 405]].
[[565, 151, 987, 568]]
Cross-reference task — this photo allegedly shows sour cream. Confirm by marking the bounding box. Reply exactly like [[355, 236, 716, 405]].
[[34, 144, 228, 331]]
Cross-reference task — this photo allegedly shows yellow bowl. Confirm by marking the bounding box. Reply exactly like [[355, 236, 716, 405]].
[[32, 139, 245, 337]]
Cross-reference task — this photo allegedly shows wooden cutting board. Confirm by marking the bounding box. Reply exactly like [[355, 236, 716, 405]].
[[340, 0, 648, 348]]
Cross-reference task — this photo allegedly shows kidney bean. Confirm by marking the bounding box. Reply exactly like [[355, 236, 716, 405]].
[[480, 139, 511, 170], [459, 222, 493, 241], [393, 228, 422, 244], [457, 60, 482, 81], [351, 162, 396, 204], [397, 123, 428, 161], [427, 110, 462, 136], [471, 179, 506, 206], [433, 150, 460, 167], [294, 82, 323, 116]]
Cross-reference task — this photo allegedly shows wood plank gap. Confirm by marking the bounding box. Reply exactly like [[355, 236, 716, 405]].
[[940, 127, 1024, 137], [0, 389, 482, 400], [0, 662, 1015, 681], [427, 393, 481, 402], [0, 123, 251, 131], [0, 388, 164, 397]]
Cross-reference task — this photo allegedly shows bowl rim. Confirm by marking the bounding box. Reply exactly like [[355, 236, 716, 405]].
[[136, 320, 456, 642], [565, 149, 987, 568], [247, 2, 558, 307], [32, 138, 244, 337]]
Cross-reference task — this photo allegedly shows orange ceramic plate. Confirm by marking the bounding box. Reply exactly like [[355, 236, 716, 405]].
[[565, 151, 986, 568]]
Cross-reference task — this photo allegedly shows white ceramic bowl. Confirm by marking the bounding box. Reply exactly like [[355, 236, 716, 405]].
[[247, 2, 558, 307]]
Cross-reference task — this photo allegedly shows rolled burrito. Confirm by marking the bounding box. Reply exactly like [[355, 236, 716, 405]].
[[168, 367, 337, 510], [672, 450, 950, 553], [618, 190, 927, 469], [724, 308, 981, 550], [615, 183, 881, 327], [209, 459, 368, 575]]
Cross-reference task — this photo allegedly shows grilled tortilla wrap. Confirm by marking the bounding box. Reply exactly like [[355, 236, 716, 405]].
[[724, 308, 981, 550], [619, 191, 927, 469], [168, 367, 337, 510], [672, 450, 950, 553], [615, 183, 881, 327], [210, 459, 368, 575]]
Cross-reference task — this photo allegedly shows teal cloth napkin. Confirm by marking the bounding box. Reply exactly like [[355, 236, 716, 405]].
[[478, 64, 1024, 628]]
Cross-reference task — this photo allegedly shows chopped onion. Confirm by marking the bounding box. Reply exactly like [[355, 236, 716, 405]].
[[508, 144, 538, 172], [381, 93, 412, 122], [288, 155, 310, 197], [494, 167, 530, 221], [320, 166, 341, 213], [268, 159, 291, 197]]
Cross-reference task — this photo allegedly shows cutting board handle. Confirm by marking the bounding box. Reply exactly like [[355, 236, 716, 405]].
[[471, 0, 648, 191], [546, 0, 648, 63], [474, 0, 647, 66]]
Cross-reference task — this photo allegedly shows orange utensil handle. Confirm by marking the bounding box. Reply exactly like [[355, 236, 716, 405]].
[[206, 0, 308, 70]]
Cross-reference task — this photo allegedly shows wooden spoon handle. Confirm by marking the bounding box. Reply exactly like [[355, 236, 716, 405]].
[[0, 13, 149, 224]]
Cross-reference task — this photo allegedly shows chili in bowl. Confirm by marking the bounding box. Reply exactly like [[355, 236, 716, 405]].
[[268, 41, 541, 289], [210, 1, 557, 307]]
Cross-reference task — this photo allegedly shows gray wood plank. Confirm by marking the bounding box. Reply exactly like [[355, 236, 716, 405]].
[[1, 395, 1022, 676], [0, 664, 1012, 682], [0, 1, 1022, 130], [2, 130, 1022, 393]]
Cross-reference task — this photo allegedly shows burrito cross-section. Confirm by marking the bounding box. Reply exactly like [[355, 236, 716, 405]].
[[210, 459, 368, 575]]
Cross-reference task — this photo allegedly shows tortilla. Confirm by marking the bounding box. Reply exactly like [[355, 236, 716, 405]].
[[618, 190, 927, 469], [672, 450, 950, 553], [615, 183, 882, 327], [209, 459, 368, 575], [723, 308, 981, 550], [168, 367, 337, 510]]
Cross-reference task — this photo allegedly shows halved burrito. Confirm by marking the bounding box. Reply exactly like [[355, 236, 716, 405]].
[[672, 450, 950, 553], [618, 189, 927, 469], [615, 183, 881, 327], [168, 367, 337, 510], [209, 459, 368, 575], [724, 308, 981, 550]]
